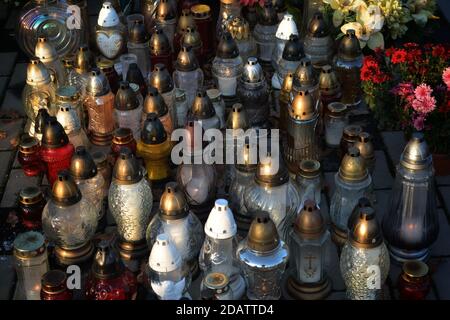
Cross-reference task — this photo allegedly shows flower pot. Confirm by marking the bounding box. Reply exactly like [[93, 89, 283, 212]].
[[432, 153, 450, 176]]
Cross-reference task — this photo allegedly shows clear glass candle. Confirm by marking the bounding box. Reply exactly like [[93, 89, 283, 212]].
[[216, 0, 241, 41], [325, 102, 348, 148], [155, 0, 177, 51], [296, 160, 323, 210], [114, 81, 143, 140], [174, 89, 189, 129], [127, 19, 151, 79], [226, 16, 257, 63], [56, 105, 90, 150], [253, 1, 278, 64], [272, 13, 299, 71]]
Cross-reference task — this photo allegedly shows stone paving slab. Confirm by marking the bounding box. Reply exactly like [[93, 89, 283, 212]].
[[0, 77, 8, 101], [431, 209, 450, 256], [0, 169, 40, 207], [0, 52, 17, 76], [431, 258, 450, 299], [372, 150, 394, 190], [0, 89, 25, 116], [381, 131, 406, 166], [0, 256, 15, 300], [7, 63, 26, 89], [0, 118, 24, 151], [439, 187, 450, 213], [0, 151, 14, 188]]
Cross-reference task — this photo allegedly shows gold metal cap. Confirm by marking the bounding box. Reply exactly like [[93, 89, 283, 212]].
[[349, 207, 382, 249], [41, 270, 68, 295], [226, 103, 249, 130], [150, 27, 171, 56], [247, 212, 280, 252], [115, 81, 139, 111], [307, 12, 329, 38], [342, 124, 362, 143], [192, 89, 216, 119], [175, 45, 199, 72], [112, 127, 134, 145], [112, 147, 143, 184], [281, 72, 294, 95], [242, 57, 264, 83], [51, 170, 82, 206], [347, 197, 373, 231], [141, 113, 167, 144], [19, 136, 40, 154], [70, 146, 97, 180], [41, 117, 70, 149], [294, 200, 325, 239], [74, 45, 94, 73], [227, 16, 251, 40], [338, 29, 362, 61], [86, 68, 110, 96], [96, 57, 115, 70], [255, 154, 289, 187], [35, 37, 58, 62], [26, 59, 51, 86], [354, 132, 375, 161], [290, 90, 317, 121], [402, 260, 429, 278], [159, 182, 189, 220], [149, 64, 174, 94], [327, 102, 347, 116], [338, 147, 368, 182], [92, 240, 124, 280], [319, 65, 340, 95], [19, 186, 44, 205], [258, 1, 278, 26], [191, 4, 210, 18], [144, 86, 169, 116], [177, 9, 195, 34], [204, 272, 230, 290], [216, 32, 239, 59], [400, 132, 432, 171], [156, 0, 176, 21], [298, 159, 321, 178], [282, 34, 303, 61], [56, 86, 80, 102], [182, 27, 202, 51], [293, 58, 317, 88], [129, 19, 149, 44], [13, 231, 46, 259]]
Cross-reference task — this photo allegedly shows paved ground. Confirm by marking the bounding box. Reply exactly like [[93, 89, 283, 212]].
[[0, 2, 449, 300]]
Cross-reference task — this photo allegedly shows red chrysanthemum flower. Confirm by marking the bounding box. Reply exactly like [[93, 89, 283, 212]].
[[391, 49, 407, 64], [432, 44, 446, 58]]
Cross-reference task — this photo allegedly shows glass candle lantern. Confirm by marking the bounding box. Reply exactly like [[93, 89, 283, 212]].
[[237, 213, 289, 300], [229, 142, 257, 228], [340, 124, 363, 159], [176, 121, 217, 222], [120, 53, 138, 82], [68, 46, 94, 96], [253, 1, 278, 64], [42, 171, 97, 266], [85, 241, 138, 300], [242, 4, 258, 31], [137, 114, 172, 183], [200, 272, 234, 300], [226, 16, 257, 63], [111, 128, 137, 164], [189, 89, 221, 131], [114, 81, 143, 140], [296, 160, 323, 210], [274, 35, 303, 90], [324, 102, 348, 148], [92, 151, 112, 198], [33, 108, 50, 142], [237, 57, 270, 128], [347, 197, 373, 233], [382, 133, 438, 262], [216, 0, 241, 41], [292, 57, 319, 101], [182, 26, 203, 63], [284, 90, 320, 172], [84, 69, 116, 146], [174, 89, 189, 128], [127, 19, 151, 79], [175, 9, 196, 55], [143, 86, 174, 135], [287, 200, 331, 300], [108, 148, 152, 267], [243, 154, 301, 242], [40, 270, 73, 300], [354, 132, 376, 174], [303, 12, 334, 70], [18, 137, 42, 177], [334, 29, 363, 108], [300, 0, 325, 38], [191, 4, 214, 60], [149, 27, 173, 75], [398, 260, 431, 300], [55, 85, 85, 131], [19, 186, 46, 231], [149, 64, 176, 122], [319, 65, 342, 110], [141, 0, 158, 33], [207, 89, 226, 129], [330, 147, 373, 247], [278, 72, 294, 133], [35, 36, 66, 86], [200, 199, 246, 299], [40, 117, 75, 186], [22, 59, 56, 135], [272, 14, 299, 71], [146, 183, 204, 276], [95, 2, 126, 60], [13, 231, 49, 300], [212, 32, 244, 99], [96, 58, 120, 94], [340, 206, 390, 300], [56, 104, 90, 150], [148, 234, 190, 300], [69, 146, 106, 220], [155, 0, 177, 52], [126, 64, 148, 99], [173, 45, 204, 107]]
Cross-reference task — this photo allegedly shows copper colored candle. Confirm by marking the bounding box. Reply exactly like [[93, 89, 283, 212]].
[[191, 4, 214, 60], [97, 58, 120, 94], [398, 261, 431, 300], [111, 128, 137, 163], [19, 186, 46, 231], [41, 270, 73, 300], [18, 136, 43, 177]]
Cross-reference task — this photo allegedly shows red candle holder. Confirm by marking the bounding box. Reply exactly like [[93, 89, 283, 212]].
[[398, 261, 431, 300], [19, 186, 46, 231], [18, 137, 43, 176], [41, 270, 73, 300]]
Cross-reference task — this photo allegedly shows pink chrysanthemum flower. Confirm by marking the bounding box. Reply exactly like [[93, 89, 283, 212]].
[[443, 67, 450, 89], [412, 95, 436, 114], [414, 84, 433, 100]]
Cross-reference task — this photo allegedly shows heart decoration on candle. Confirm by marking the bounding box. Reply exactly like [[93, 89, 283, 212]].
[[96, 31, 124, 60]]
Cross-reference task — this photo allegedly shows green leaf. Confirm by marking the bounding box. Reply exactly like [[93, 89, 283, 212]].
[[367, 32, 384, 50], [333, 10, 344, 27]]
